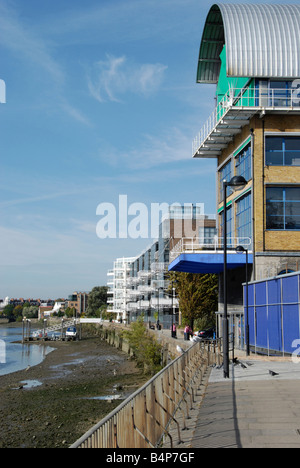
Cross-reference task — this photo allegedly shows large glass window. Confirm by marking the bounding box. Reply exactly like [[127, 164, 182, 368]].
[[235, 143, 251, 181], [219, 160, 232, 200], [199, 226, 217, 245], [266, 136, 300, 166], [266, 187, 300, 230], [220, 205, 233, 247], [236, 192, 252, 246]]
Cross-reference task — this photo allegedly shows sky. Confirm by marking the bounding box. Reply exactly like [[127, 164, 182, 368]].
[[0, 0, 296, 299]]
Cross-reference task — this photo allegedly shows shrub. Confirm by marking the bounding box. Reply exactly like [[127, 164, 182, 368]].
[[123, 318, 162, 375]]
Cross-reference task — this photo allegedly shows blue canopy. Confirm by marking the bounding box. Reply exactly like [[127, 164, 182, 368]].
[[168, 252, 253, 274]]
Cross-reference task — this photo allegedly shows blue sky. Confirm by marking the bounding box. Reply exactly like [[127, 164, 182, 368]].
[[0, 0, 295, 299]]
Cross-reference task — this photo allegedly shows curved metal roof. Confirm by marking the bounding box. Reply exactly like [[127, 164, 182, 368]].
[[197, 3, 300, 83]]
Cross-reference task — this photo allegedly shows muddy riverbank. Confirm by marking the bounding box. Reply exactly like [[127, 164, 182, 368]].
[[0, 330, 147, 448]]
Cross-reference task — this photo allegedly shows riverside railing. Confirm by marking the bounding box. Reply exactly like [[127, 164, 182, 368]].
[[70, 340, 221, 449]]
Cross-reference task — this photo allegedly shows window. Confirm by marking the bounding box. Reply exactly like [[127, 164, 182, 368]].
[[219, 160, 232, 200], [220, 205, 233, 247], [269, 81, 293, 107], [236, 193, 252, 247], [255, 80, 300, 108], [199, 226, 217, 245], [266, 187, 300, 230], [265, 136, 300, 166], [235, 143, 251, 181]]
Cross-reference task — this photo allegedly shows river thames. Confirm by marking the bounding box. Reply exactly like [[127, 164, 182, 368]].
[[0, 324, 54, 376]]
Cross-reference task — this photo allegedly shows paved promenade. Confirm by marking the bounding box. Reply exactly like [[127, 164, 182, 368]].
[[161, 331, 300, 448]]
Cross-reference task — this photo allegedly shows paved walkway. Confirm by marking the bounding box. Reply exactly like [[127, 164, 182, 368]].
[[164, 355, 300, 449]]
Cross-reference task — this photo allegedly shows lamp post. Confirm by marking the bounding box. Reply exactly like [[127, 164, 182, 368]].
[[157, 287, 164, 330], [223, 175, 247, 378], [236, 245, 250, 356]]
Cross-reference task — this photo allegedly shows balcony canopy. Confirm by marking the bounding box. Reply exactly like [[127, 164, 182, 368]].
[[168, 252, 253, 274], [197, 3, 300, 83]]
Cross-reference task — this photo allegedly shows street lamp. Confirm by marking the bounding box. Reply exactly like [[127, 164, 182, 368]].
[[223, 175, 247, 378], [157, 287, 164, 330], [236, 245, 250, 356]]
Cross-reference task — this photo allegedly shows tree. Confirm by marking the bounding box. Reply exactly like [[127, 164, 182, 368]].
[[2, 304, 14, 321], [86, 286, 108, 316], [168, 272, 218, 330], [123, 317, 162, 375]]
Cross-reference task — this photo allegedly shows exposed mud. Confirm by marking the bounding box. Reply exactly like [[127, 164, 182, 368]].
[[0, 333, 146, 448]]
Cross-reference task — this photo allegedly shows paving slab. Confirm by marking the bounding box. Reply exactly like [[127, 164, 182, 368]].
[[164, 357, 300, 449], [192, 359, 300, 448]]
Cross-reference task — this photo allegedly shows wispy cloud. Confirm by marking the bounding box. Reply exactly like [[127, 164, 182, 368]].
[[87, 54, 167, 103], [0, 0, 90, 125]]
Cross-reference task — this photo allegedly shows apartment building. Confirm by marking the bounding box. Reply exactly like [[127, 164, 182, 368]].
[[67, 291, 89, 316], [108, 205, 216, 326], [169, 4, 300, 336], [107, 257, 136, 322]]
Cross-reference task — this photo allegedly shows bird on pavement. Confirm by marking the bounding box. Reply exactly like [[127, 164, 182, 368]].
[[269, 370, 279, 377]]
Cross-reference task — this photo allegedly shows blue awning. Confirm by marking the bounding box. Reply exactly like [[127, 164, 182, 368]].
[[168, 252, 253, 274]]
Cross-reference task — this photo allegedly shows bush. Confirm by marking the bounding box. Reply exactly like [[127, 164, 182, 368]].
[[123, 318, 162, 375]]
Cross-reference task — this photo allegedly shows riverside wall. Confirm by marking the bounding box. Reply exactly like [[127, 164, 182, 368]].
[[81, 322, 191, 362]]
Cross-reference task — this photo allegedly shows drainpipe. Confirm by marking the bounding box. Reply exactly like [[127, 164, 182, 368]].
[[250, 128, 256, 280]]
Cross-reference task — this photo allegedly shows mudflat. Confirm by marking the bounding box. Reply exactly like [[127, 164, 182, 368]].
[[0, 332, 146, 448]]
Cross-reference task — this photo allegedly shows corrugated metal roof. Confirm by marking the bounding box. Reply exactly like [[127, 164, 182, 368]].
[[197, 3, 300, 83]]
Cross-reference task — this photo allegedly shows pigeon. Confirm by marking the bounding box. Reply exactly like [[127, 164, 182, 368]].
[[176, 345, 184, 355], [269, 370, 279, 377]]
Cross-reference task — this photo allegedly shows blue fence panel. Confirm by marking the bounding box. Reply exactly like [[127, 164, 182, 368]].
[[255, 305, 268, 349], [255, 282, 267, 306], [245, 272, 300, 355], [282, 275, 299, 304], [283, 304, 300, 354], [247, 284, 256, 347], [268, 278, 281, 305], [267, 304, 282, 352]]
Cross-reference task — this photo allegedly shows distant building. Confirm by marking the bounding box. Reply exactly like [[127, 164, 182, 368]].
[[107, 205, 216, 326], [66, 292, 89, 317], [107, 257, 136, 323]]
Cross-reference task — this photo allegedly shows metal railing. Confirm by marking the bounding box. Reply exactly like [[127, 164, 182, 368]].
[[171, 236, 252, 256], [70, 341, 220, 449], [193, 86, 300, 156]]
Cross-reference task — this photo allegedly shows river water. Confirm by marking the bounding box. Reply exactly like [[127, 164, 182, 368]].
[[0, 325, 54, 377]]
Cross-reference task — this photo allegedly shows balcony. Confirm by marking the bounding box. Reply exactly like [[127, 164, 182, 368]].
[[170, 237, 252, 259], [193, 86, 300, 159]]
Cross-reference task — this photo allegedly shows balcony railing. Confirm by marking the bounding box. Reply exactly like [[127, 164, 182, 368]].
[[170, 237, 252, 258], [193, 86, 300, 157]]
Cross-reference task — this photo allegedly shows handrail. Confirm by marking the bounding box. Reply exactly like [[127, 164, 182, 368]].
[[70, 341, 220, 448], [193, 86, 300, 156], [171, 236, 252, 255]]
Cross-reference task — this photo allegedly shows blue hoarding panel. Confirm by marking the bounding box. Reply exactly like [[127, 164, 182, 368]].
[[283, 304, 299, 354], [268, 305, 282, 352], [255, 282, 267, 306], [246, 272, 300, 354], [268, 279, 281, 305], [256, 305, 268, 349], [282, 276, 299, 304]]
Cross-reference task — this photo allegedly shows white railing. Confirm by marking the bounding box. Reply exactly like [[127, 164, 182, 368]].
[[193, 86, 300, 156], [171, 236, 252, 256]]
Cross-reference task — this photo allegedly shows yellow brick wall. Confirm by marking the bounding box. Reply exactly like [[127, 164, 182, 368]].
[[217, 113, 300, 254], [252, 114, 300, 253]]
